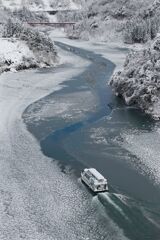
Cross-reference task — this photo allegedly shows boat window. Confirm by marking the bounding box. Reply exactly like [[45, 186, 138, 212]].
[[86, 171, 92, 177], [85, 173, 91, 180], [98, 179, 104, 182]]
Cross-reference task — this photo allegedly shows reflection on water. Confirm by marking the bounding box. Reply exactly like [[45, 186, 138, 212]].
[[23, 42, 160, 240]]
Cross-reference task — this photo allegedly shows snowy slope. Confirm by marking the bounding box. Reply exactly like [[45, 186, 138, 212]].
[[0, 0, 82, 10]]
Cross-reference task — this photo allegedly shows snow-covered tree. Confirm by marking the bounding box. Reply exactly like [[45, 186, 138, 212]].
[[110, 36, 160, 119], [70, 0, 160, 42], [2, 18, 58, 66], [13, 7, 49, 23], [3, 18, 22, 38], [123, 14, 159, 44]]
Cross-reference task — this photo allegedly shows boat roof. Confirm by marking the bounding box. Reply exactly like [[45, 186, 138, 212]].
[[87, 168, 106, 180]]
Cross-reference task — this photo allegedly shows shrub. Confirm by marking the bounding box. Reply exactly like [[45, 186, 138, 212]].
[[3, 18, 58, 65]]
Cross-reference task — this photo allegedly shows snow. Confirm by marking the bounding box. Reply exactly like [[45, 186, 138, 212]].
[[68, 0, 160, 45], [0, 35, 129, 239], [110, 36, 160, 119], [0, 16, 58, 72], [0, 0, 22, 10], [69, 0, 80, 10], [0, 0, 82, 11], [0, 38, 34, 72]]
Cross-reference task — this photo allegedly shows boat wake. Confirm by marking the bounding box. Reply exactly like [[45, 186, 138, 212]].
[[92, 191, 160, 240], [98, 192, 128, 218]]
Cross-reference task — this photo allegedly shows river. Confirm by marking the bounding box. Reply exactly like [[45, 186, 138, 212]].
[[23, 39, 160, 240]]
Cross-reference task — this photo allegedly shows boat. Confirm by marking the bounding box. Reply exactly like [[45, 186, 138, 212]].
[[81, 168, 108, 192]]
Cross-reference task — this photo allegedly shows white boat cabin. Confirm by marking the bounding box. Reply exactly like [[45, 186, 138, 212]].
[[81, 168, 108, 192]]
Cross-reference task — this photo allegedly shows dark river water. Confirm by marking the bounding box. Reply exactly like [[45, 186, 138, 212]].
[[23, 41, 160, 240]]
